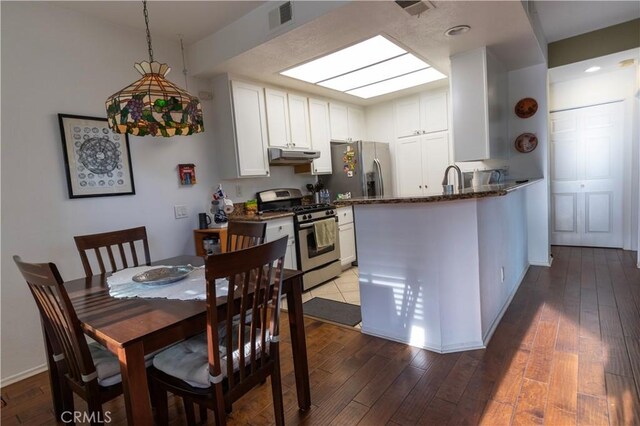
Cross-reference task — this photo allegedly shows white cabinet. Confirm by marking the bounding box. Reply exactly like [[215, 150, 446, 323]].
[[212, 76, 270, 179], [450, 47, 507, 161], [265, 89, 311, 149], [308, 98, 332, 175], [330, 103, 364, 142], [337, 206, 356, 267], [395, 91, 448, 138], [265, 217, 297, 270], [396, 132, 450, 196]]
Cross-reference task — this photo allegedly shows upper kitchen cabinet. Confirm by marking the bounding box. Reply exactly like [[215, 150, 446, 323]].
[[450, 47, 508, 162], [212, 75, 270, 178], [330, 103, 364, 142], [395, 91, 448, 138], [308, 98, 332, 175], [265, 89, 311, 149]]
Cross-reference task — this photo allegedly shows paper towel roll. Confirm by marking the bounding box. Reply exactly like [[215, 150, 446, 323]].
[[223, 198, 234, 214]]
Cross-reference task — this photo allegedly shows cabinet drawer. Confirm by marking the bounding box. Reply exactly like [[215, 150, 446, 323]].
[[265, 218, 295, 242], [337, 206, 353, 226]]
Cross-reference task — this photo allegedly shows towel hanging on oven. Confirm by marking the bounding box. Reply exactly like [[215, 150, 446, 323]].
[[313, 218, 336, 250]]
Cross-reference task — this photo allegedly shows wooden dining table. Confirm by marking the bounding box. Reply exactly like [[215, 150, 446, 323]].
[[52, 255, 310, 425]]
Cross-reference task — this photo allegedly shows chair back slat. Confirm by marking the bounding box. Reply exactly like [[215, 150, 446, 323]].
[[205, 237, 287, 395], [226, 222, 267, 253], [13, 256, 97, 386], [74, 226, 150, 276]]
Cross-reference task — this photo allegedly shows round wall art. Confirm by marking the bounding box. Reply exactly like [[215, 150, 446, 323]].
[[514, 97, 538, 118], [514, 133, 538, 153]]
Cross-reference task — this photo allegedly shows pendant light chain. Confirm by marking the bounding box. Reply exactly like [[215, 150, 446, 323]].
[[143, 0, 154, 62]]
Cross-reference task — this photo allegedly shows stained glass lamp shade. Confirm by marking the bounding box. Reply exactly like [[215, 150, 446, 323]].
[[106, 61, 203, 137]]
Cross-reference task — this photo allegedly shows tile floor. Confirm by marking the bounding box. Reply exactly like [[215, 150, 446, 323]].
[[282, 266, 362, 328]]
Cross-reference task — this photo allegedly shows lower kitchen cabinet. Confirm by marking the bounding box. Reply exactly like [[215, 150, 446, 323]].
[[337, 207, 356, 267], [264, 217, 297, 270]]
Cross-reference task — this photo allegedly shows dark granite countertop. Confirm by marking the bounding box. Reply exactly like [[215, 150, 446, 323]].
[[334, 178, 543, 206]]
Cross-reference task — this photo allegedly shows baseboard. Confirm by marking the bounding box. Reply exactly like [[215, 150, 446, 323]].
[[529, 259, 552, 267], [482, 264, 530, 345], [361, 326, 485, 354], [0, 363, 48, 388]]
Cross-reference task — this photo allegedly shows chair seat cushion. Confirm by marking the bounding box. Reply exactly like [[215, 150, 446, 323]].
[[152, 325, 271, 389], [88, 342, 154, 387]]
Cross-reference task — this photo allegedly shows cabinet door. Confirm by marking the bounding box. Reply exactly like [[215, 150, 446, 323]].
[[308, 98, 332, 175], [347, 107, 365, 141], [265, 88, 291, 148], [421, 91, 448, 133], [396, 136, 425, 196], [231, 81, 270, 177], [395, 95, 422, 138], [285, 239, 297, 270], [288, 94, 311, 149], [339, 223, 356, 266], [329, 103, 349, 141], [422, 132, 450, 191]]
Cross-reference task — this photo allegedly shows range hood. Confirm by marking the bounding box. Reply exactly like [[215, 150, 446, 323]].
[[268, 147, 320, 165]]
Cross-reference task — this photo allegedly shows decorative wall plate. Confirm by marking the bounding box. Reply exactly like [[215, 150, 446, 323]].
[[514, 97, 538, 118], [132, 265, 194, 285], [514, 133, 538, 153]]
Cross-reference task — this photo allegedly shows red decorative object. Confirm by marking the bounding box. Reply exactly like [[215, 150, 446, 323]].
[[178, 163, 196, 185], [515, 97, 538, 118], [514, 133, 538, 153]]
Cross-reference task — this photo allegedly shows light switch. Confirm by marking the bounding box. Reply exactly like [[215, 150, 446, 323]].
[[174, 205, 188, 219]]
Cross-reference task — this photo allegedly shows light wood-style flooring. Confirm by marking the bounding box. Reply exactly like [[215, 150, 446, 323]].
[[2, 247, 639, 425]]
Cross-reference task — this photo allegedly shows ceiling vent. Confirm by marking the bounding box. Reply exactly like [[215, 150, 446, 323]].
[[269, 2, 293, 30], [395, 1, 436, 17]]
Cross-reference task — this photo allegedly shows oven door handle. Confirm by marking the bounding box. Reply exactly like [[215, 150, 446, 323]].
[[298, 218, 338, 229]]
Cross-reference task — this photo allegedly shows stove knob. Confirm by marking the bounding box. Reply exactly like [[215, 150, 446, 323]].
[[303, 215, 309, 220]]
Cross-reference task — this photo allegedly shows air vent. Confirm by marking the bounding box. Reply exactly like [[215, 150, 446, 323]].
[[269, 2, 293, 30], [395, 1, 435, 17]]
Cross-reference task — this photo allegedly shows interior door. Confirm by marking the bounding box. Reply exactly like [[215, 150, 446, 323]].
[[396, 136, 424, 197], [550, 102, 623, 247]]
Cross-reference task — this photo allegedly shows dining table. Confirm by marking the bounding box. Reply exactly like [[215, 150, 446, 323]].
[[48, 255, 310, 425]]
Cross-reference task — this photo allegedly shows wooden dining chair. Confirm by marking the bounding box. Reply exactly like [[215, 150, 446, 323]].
[[149, 237, 289, 426], [73, 226, 151, 276], [13, 256, 128, 425], [226, 221, 267, 252]]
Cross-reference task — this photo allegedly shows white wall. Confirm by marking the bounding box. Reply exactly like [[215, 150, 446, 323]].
[[508, 63, 551, 266], [550, 66, 639, 251]]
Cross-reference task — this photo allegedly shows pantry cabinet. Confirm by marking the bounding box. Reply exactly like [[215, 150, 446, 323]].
[[395, 91, 448, 138], [330, 103, 364, 142], [396, 132, 450, 196], [308, 98, 332, 175]]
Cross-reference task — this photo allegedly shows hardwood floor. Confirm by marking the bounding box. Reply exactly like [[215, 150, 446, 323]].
[[2, 247, 639, 425]]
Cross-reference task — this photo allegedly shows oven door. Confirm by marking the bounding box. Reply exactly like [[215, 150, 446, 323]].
[[297, 218, 341, 271]]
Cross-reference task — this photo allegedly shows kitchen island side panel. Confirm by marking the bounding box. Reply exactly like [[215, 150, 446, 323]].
[[355, 201, 483, 352]]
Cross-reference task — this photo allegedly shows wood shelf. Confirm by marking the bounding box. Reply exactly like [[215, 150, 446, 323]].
[[193, 228, 228, 256]]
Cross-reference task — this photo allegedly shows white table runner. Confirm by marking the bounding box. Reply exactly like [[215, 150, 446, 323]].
[[107, 265, 229, 301]]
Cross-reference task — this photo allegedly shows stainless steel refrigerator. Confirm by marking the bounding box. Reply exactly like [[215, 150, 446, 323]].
[[320, 141, 392, 198]]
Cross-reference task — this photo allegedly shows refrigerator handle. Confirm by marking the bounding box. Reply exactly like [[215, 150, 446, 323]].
[[374, 158, 384, 196]]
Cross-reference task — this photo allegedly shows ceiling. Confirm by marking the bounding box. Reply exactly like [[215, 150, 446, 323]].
[[548, 48, 639, 83], [535, 0, 640, 43]]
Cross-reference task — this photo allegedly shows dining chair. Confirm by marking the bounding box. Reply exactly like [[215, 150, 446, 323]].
[[226, 221, 267, 252], [73, 226, 151, 276], [149, 236, 289, 426], [13, 256, 131, 425]]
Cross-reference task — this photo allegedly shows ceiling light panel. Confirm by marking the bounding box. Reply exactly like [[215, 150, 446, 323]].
[[281, 35, 406, 84], [318, 53, 429, 92], [346, 68, 447, 99]]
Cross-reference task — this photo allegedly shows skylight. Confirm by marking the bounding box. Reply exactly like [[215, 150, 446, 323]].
[[280, 35, 446, 99]]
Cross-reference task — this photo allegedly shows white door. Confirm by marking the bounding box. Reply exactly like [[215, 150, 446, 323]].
[[395, 95, 422, 138], [550, 102, 623, 247], [396, 136, 424, 196], [308, 98, 332, 175], [421, 91, 448, 134], [347, 107, 365, 141], [339, 223, 356, 266], [422, 132, 450, 192], [329, 103, 349, 141], [230, 81, 270, 177], [288, 94, 311, 148], [264, 88, 291, 148]]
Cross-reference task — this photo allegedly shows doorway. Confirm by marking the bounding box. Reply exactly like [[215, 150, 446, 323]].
[[550, 102, 624, 247]]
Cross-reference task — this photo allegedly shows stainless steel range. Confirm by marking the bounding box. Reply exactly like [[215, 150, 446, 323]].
[[257, 189, 342, 291]]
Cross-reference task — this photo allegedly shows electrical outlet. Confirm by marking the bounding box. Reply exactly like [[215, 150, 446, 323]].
[[235, 184, 243, 197], [500, 266, 505, 283], [174, 205, 188, 219]]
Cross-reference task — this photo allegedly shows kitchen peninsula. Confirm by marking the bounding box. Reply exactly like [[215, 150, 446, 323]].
[[335, 179, 542, 353]]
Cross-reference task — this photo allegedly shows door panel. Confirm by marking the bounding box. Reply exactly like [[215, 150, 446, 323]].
[[422, 132, 449, 192], [550, 102, 623, 247], [231, 81, 269, 177], [395, 95, 421, 138], [264, 88, 291, 147], [396, 137, 424, 197], [308, 99, 332, 174], [288, 94, 311, 148]]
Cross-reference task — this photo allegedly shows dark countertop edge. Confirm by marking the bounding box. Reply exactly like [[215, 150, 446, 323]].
[[334, 178, 544, 206], [228, 212, 294, 222]]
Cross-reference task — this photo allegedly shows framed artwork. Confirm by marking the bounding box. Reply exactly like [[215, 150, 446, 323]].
[[58, 114, 135, 198]]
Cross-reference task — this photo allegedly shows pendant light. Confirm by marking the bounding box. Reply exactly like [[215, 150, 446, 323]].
[[105, 0, 204, 137]]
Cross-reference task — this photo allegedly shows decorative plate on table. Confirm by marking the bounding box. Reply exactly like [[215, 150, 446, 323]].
[[132, 265, 194, 286], [514, 133, 538, 153], [514, 97, 538, 118]]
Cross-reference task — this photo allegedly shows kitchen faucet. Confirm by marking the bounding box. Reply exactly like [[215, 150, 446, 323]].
[[442, 165, 463, 192]]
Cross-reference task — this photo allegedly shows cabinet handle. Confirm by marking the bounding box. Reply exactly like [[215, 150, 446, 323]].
[[424, 184, 428, 188], [279, 226, 283, 230], [419, 185, 422, 189]]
